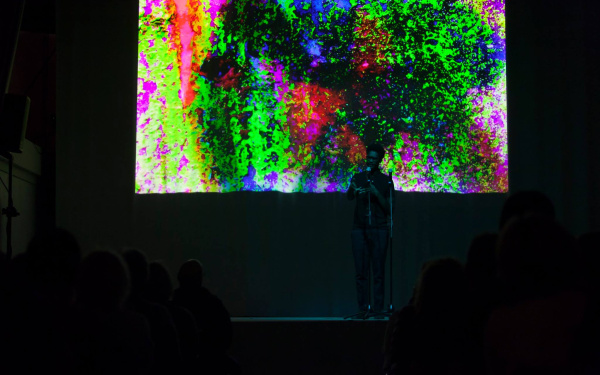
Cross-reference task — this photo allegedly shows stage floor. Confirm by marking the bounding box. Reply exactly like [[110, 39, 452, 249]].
[[232, 316, 390, 322], [230, 317, 389, 375]]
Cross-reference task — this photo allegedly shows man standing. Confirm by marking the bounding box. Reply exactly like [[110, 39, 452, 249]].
[[347, 143, 394, 315]]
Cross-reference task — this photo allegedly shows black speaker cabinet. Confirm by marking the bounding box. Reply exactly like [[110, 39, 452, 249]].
[[0, 93, 30, 153]]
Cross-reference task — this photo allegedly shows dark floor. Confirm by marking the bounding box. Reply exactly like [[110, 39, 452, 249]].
[[230, 317, 389, 375]]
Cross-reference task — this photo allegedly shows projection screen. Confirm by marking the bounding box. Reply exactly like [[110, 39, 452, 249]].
[[136, 0, 506, 193]]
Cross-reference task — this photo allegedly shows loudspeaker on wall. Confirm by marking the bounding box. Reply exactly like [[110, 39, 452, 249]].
[[0, 93, 30, 153]]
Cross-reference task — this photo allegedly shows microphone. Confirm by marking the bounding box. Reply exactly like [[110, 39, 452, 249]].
[[366, 167, 371, 183]]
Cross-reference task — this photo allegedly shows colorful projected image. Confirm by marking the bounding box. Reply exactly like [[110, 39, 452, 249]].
[[136, 0, 506, 193]]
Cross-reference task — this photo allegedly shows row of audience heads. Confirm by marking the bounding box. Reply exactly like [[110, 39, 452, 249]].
[[4, 231, 206, 312], [414, 190, 599, 319]]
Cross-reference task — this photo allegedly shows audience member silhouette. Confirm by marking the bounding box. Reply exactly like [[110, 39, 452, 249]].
[[4, 228, 82, 374], [496, 215, 579, 303], [172, 259, 239, 375], [464, 232, 499, 373], [122, 248, 182, 374], [24, 227, 82, 309], [485, 215, 588, 373], [465, 233, 499, 321], [383, 258, 475, 375], [71, 250, 153, 374], [145, 261, 201, 373], [574, 231, 600, 372], [498, 190, 555, 230]]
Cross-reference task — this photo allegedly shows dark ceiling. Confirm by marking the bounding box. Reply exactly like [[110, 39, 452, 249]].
[[21, 0, 56, 34]]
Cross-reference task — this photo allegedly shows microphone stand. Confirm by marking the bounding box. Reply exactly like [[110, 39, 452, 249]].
[[369, 169, 395, 319], [366, 171, 372, 226], [365, 171, 372, 318], [388, 170, 394, 314]]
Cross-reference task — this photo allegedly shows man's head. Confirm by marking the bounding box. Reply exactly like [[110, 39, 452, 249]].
[[366, 143, 385, 170], [498, 191, 555, 230], [178, 259, 204, 287]]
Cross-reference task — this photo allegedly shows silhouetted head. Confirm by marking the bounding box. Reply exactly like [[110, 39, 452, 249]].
[[415, 258, 466, 317], [366, 143, 385, 170], [146, 261, 174, 303], [497, 215, 577, 302], [499, 191, 555, 230], [366, 143, 385, 159], [75, 251, 130, 312], [25, 227, 82, 286], [177, 259, 204, 288], [122, 248, 149, 293]]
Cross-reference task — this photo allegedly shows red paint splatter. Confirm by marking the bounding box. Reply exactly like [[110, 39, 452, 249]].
[[352, 9, 392, 77], [285, 83, 346, 163], [332, 124, 366, 164], [215, 67, 242, 90]]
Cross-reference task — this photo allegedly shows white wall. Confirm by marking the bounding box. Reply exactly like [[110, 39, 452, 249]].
[[0, 140, 41, 256]]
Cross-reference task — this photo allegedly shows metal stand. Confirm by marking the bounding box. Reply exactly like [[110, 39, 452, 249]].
[[387, 171, 394, 313], [367, 172, 372, 226], [367, 170, 395, 319]]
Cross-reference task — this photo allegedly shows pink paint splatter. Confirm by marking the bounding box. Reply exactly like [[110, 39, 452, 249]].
[[178, 155, 189, 172], [174, 0, 195, 107], [139, 52, 149, 69]]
